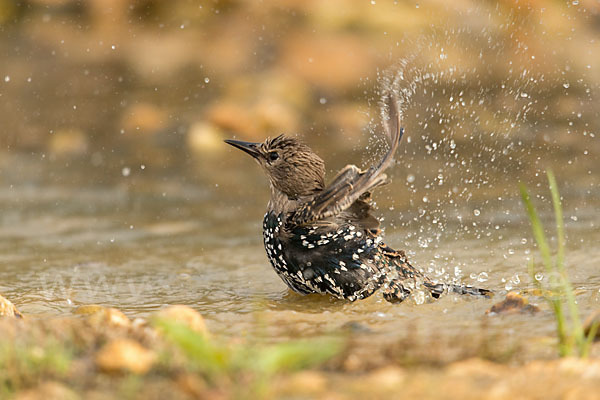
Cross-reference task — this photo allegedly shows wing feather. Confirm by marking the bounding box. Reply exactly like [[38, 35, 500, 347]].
[[292, 92, 403, 225]]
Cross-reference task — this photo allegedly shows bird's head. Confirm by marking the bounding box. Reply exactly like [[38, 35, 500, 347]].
[[225, 135, 325, 199]]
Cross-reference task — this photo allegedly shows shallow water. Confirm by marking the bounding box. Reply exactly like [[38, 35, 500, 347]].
[[1, 148, 598, 351]]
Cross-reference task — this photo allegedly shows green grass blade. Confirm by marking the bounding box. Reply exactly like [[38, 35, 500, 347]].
[[253, 338, 342, 376], [154, 318, 230, 375], [520, 181, 569, 356], [547, 170, 565, 273], [519, 184, 554, 275], [547, 171, 584, 354]]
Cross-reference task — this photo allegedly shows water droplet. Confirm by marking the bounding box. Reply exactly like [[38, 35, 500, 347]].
[[520, 92, 528, 98], [407, 174, 415, 183], [4, 76, 10, 82], [535, 273, 544, 281], [422, 196, 428, 203], [111, 45, 116, 50], [473, 209, 480, 216], [563, 83, 570, 89], [204, 77, 210, 83], [510, 274, 520, 285], [477, 272, 489, 282], [319, 97, 327, 104], [413, 290, 425, 305], [121, 167, 131, 177], [454, 266, 462, 278]]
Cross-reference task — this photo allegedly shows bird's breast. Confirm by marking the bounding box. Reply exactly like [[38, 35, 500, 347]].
[[262, 211, 386, 300]]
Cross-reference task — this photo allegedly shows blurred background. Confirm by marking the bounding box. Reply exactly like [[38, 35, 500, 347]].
[[1, 0, 598, 164], [0, 0, 598, 324]]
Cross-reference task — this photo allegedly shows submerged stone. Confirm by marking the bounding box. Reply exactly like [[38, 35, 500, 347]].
[[74, 305, 130, 328], [486, 292, 540, 315]]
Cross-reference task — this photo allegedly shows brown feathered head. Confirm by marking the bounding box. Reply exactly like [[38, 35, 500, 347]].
[[225, 135, 325, 199]]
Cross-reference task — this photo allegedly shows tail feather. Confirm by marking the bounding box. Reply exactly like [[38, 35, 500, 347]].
[[381, 250, 493, 303], [424, 282, 493, 299]]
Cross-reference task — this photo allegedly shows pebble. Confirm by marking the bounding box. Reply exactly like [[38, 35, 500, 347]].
[[0, 294, 22, 318], [156, 305, 209, 336], [95, 338, 156, 374], [74, 305, 131, 328]]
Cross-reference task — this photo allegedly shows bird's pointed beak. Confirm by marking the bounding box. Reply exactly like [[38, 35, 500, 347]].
[[224, 139, 262, 159]]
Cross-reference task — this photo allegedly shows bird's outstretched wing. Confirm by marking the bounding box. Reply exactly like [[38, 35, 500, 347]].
[[292, 92, 403, 226]]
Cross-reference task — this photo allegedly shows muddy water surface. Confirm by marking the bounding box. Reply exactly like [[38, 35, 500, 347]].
[[0, 149, 598, 356]]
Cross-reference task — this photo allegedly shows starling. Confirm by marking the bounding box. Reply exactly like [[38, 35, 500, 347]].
[[225, 92, 491, 303]]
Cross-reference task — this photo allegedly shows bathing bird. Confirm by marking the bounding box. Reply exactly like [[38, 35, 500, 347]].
[[225, 91, 491, 303]]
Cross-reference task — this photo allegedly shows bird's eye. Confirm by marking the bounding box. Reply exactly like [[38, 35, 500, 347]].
[[268, 152, 279, 162]]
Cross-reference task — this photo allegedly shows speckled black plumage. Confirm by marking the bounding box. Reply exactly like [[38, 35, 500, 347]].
[[226, 92, 491, 303]]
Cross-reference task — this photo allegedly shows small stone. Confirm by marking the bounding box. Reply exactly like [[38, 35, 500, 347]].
[[176, 373, 207, 398], [187, 122, 224, 154], [120, 103, 168, 135], [156, 305, 209, 336], [96, 338, 155, 374], [363, 366, 405, 390], [0, 294, 22, 318], [73, 304, 105, 316], [280, 33, 376, 92], [75, 305, 130, 328], [486, 292, 540, 315], [48, 128, 88, 156]]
